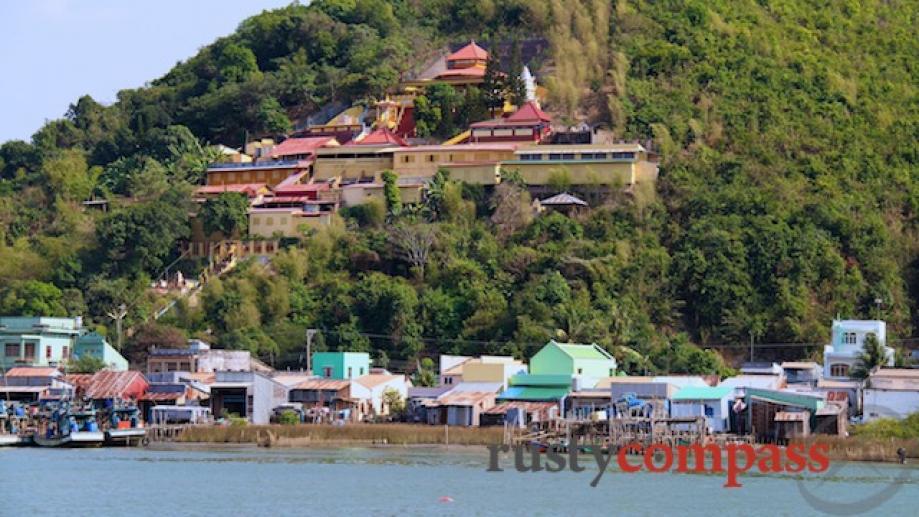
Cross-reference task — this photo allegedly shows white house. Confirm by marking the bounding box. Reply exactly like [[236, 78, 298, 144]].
[[354, 374, 410, 416], [863, 369, 919, 421], [823, 320, 893, 379]]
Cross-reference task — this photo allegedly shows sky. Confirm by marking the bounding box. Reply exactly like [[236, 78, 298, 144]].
[[0, 0, 292, 143]]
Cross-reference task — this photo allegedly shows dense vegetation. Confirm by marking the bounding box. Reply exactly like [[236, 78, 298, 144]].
[[1, 1, 917, 376]]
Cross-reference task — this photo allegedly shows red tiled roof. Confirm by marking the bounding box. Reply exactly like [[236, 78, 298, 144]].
[[506, 101, 551, 123], [195, 183, 266, 197], [268, 137, 335, 159], [139, 392, 183, 402], [5, 367, 60, 378], [273, 183, 329, 195], [396, 143, 521, 153], [447, 41, 488, 62], [64, 374, 92, 390], [349, 128, 409, 147]]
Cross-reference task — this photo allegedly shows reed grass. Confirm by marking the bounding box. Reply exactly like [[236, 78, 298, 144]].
[[796, 436, 919, 462], [178, 423, 504, 447]]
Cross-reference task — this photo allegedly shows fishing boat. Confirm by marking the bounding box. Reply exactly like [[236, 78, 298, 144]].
[[33, 407, 104, 448], [104, 406, 146, 446]]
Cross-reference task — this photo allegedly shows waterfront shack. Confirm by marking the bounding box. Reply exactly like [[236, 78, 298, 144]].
[[743, 388, 825, 442], [0, 367, 73, 402], [406, 386, 453, 423], [288, 379, 369, 422], [670, 386, 733, 433]]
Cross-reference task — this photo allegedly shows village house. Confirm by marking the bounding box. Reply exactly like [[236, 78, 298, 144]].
[[742, 388, 828, 441], [824, 319, 893, 379], [781, 361, 822, 386], [528, 340, 617, 388], [862, 369, 919, 421], [65, 370, 150, 408], [406, 386, 453, 423], [354, 374, 411, 416], [670, 386, 733, 433], [435, 354, 526, 390], [0, 367, 74, 402], [311, 352, 370, 380], [288, 379, 370, 422], [0, 317, 128, 371], [147, 340, 269, 374], [209, 370, 289, 424], [425, 389, 496, 427]]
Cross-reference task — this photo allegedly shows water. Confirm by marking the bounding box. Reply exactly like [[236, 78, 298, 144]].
[[1, 445, 918, 516]]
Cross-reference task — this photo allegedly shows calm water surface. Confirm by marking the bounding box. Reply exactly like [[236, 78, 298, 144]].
[[1, 445, 918, 516]]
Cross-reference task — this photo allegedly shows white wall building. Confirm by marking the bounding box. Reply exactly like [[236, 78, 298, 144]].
[[863, 369, 919, 421], [823, 320, 893, 379]]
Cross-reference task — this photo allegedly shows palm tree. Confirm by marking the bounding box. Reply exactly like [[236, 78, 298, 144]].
[[850, 334, 888, 380]]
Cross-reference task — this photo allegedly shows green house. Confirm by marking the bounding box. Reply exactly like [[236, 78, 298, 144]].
[[529, 340, 616, 380], [0, 317, 82, 369], [312, 351, 370, 380], [74, 332, 129, 371]]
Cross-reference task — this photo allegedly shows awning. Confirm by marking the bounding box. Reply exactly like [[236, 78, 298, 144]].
[[497, 386, 570, 401]]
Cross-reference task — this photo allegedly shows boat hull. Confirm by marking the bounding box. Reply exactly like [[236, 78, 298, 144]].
[[33, 431, 105, 448], [0, 434, 25, 447], [105, 428, 146, 446]]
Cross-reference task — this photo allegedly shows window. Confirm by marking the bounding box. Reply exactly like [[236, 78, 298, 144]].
[[401, 155, 415, 163], [520, 154, 542, 161], [360, 367, 365, 375], [46, 345, 52, 359], [445, 377, 453, 385], [561, 153, 575, 160], [4, 344, 18, 358], [609, 368, 614, 376], [24, 342, 35, 359], [426, 155, 436, 162], [612, 152, 636, 160], [266, 217, 274, 226], [548, 153, 563, 160], [582, 152, 607, 160], [279, 217, 287, 226], [63, 346, 70, 359], [577, 368, 583, 375], [830, 364, 849, 377], [843, 332, 857, 345], [322, 367, 333, 378], [348, 367, 353, 378], [252, 217, 260, 226]]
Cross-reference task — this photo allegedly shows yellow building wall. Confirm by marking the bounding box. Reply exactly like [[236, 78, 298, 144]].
[[312, 156, 393, 181], [249, 211, 332, 238], [391, 149, 515, 179], [341, 185, 424, 207], [462, 363, 507, 384], [445, 163, 502, 185], [206, 168, 293, 187], [509, 161, 636, 186]]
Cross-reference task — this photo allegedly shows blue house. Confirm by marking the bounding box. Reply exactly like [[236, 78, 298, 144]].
[[823, 320, 893, 379]]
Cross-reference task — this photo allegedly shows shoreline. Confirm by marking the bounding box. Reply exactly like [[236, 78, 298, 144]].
[[165, 423, 919, 464]]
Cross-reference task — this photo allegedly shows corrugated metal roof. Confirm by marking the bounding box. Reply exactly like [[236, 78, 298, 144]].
[[293, 379, 350, 391], [540, 192, 588, 207], [497, 386, 569, 401], [781, 362, 820, 370], [672, 386, 732, 401], [435, 391, 494, 407], [485, 401, 557, 415], [76, 370, 149, 400], [408, 386, 452, 399], [5, 367, 60, 377], [355, 374, 403, 389]]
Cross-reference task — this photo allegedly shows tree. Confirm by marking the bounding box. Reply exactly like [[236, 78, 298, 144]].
[[481, 43, 505, 111], [381, 170, 402, 217], [490, 181, 532, 240], [413, 357, 437, 387], [201, 192, 249, 239], [851, 334, 889, 380], [505, 39, 527, 106], [382, 386, 405, 417], [413, 83, 460, 139], [389, 224, 436, 280], [257, 97, 292, 135], [68, 354, 106, 374], [0, 280, 67, 316], [217, 43, 260, 83]]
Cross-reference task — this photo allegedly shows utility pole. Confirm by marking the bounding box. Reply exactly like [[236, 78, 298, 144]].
[[107, 304, 128, 350], [306, 329, 317, 374], [749, 331, 754, 363], [875, 298, 883, 320]]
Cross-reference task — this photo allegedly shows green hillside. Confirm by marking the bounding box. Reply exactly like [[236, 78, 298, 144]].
[[0, 0, 916, 374]]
